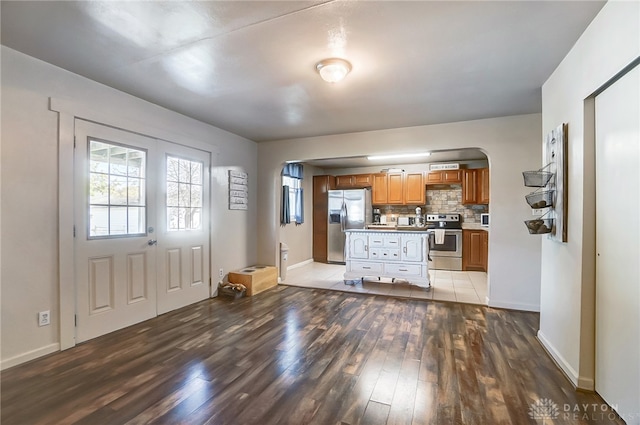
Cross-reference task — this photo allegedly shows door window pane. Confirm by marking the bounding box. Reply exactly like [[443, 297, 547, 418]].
[[88, 139, 147, 238], [166, 155, 203, 231]]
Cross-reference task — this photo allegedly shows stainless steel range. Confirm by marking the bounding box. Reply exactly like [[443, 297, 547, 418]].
[[426, 214, 463, 271]]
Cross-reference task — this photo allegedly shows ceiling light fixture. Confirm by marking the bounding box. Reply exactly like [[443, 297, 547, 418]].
[[316, 58, 352, 83], [367, 152, 431, 161]]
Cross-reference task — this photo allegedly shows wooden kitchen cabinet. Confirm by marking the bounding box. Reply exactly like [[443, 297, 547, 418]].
[[462, 229, 488, 272], [462, 169, 478, 204], [387, 173, 404, 204], [312, 175, 336, 263], [404, 172, 425, 205], [372, 173, 388, 204], [335, 173, 372, 188], [462, 168, 490, 205], [373, 172, 425, 205], [426, 169, 462, 184], [478, 167, 490, 204]]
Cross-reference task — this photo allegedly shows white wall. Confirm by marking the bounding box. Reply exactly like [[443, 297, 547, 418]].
[[539, 1, 640, 390], [258, 114, 543, 311], [0, 47, 258, 368]]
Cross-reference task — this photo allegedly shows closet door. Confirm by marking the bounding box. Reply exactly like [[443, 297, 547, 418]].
[[595, 64, 639, 423]]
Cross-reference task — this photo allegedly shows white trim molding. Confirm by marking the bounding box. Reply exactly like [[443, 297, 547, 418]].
[[1, 343, 60, 371], [537, 330, 594, 391]]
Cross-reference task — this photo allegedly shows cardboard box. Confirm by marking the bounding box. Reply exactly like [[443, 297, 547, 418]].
[[228, 265, 277, 296]]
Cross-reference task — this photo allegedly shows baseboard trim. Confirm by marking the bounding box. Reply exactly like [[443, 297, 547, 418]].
[[488, 299, 540, 312], [1, 343, 60, 370], [537, 330, 582, 388], [287, 259, 313, 270]]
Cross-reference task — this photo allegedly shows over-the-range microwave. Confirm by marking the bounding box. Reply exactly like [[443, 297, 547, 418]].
[[481, 213, 490, 227]]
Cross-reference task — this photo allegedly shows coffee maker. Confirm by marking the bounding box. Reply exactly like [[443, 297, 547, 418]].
[[373, 208, 381, 223]]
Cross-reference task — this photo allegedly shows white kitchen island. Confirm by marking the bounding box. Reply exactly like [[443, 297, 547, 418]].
[[343, 229, 431, 290]]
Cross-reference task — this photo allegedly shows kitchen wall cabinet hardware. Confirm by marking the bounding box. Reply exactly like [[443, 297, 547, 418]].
[[344, 230, 430, 289], [426, 169, 462, 184], [335, 173, 372, 188], [462, 229, 488, 272], [312, 175, 336, 263], [372, 172, 425, 205]]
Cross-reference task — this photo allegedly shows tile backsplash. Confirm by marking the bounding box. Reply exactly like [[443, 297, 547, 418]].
[[379, 185, 487, 224], [426, 185, 487, 223]]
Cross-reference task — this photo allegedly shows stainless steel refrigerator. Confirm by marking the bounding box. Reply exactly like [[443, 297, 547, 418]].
[[327, 188, 373, 263]]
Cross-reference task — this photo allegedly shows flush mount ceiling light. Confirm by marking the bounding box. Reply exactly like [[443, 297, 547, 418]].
[[367, 152, 431, 161], [316, 58, 352, 83]]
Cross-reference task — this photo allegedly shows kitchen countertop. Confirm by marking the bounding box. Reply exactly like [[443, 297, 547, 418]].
[[352, 226, 431, 233], [461, 223, 490, 231]]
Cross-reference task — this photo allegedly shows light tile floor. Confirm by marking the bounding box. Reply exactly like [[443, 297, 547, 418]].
[[280, 261, 488, 305]]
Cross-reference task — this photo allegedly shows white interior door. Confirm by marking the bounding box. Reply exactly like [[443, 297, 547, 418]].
[[595, 64, 640, 424], [156, 141, 210, 314], [74, 120, 158, 343]]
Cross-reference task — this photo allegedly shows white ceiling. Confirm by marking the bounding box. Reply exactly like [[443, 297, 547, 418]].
[[1, 1, 604, 143]]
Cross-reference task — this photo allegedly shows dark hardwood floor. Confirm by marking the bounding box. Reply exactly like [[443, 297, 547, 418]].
[[1, 286, 624, 425]]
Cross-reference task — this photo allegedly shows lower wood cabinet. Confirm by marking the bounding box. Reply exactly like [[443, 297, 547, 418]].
[[462, 229, 488, 272]]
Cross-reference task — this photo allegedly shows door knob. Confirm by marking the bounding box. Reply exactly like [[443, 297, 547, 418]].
[[148, 239, 157, 246]]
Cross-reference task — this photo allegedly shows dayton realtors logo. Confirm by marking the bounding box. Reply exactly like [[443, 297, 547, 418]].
[[529, 398, 628, 422], [528, 398, 560, 420]]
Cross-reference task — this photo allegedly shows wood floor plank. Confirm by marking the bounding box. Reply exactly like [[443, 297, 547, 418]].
[[1, 287, 626, 425]]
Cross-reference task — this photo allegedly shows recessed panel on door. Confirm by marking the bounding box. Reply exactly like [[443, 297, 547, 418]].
[[167, 248, 182, 292], [127, 252, 147, 303], [89, 256, 114, 314], [191, 245, 203, 286]]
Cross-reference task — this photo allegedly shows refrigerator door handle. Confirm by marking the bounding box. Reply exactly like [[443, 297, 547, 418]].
[[340, 202, 347, 232]]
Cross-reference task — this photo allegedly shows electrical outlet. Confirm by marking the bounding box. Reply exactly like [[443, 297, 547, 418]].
[[38, 310, 50, 327], [532, 208, 545, 216], [219, 268, 224, 279]]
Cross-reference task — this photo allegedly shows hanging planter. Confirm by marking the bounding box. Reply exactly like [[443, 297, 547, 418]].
[[524, 210, 555, 235], [525, 188, 555, 209], [522, 163, 554, 187]]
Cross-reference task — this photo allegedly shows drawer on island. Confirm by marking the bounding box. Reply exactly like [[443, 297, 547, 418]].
[[384, 263, 422, 277], [349, 261, 383, 274], [370, 248, 400, 260]]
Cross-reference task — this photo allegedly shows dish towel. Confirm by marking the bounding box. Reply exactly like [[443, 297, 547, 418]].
[[434, 229, 446, 245]]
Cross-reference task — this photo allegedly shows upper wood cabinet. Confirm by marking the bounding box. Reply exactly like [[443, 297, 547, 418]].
[[372, 173, 388, 204], [462, 169, 478, 204], [335, 173, 372, 188], [372, 172, 425, 205], [462, 229, 488, 272], [387, 173, 404, 204], [426, 169, 462, 184], [404, 172, 425, 205], [462, 168, 490, 205], [478, 168, 490, 204]]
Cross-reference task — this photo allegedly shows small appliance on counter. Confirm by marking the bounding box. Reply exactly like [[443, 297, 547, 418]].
[[373, 208, 381, 223]]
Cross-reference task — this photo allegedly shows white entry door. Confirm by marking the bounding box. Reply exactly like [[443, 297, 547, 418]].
[[156, 141, 210, 315], [595, 64, 640, 423], [74, 120, 210, 342]]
